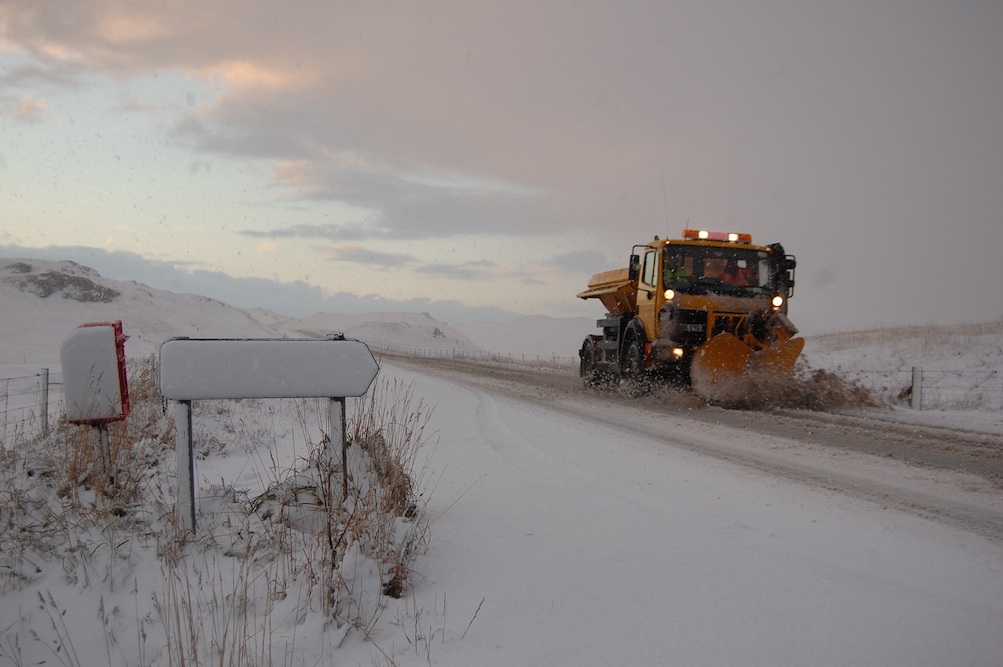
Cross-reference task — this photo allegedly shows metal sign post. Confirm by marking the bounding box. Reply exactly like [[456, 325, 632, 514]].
[[159, 336, 379, 532], [173, 400, 196, 531], [329, 396, 349, 502]]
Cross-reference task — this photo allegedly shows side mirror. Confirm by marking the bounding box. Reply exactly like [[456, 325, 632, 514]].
[[628, 254, 640, 281], [784, 255, 796, 298]]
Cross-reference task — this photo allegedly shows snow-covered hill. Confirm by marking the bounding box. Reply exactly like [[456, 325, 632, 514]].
[[0, 259, 276, 366], [2, 257, 1000, 413], [257, 309, 483, 354], [0, 259, 488, 369]]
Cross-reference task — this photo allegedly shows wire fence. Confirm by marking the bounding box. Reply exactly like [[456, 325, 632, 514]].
[[2, 357, 999, 444], [852, 367, 1003, 411], [0, 369, 63, 446], [372, 345, 1003, 411], [371, 343, 579, 369]]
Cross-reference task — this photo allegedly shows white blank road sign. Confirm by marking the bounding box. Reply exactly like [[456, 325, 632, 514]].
[[159, 338, 379, 400]]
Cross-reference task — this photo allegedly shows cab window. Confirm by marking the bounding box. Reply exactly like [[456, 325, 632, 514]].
[[642, 251, 658, 287]]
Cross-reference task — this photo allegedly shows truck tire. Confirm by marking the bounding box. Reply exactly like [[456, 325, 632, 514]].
[[622, 337, 651, 396], [623, 338, 643, 378], [580, 340, 595, 378], [580, 339, 610, 388]]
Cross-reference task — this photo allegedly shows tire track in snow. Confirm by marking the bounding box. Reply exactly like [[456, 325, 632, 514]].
[[390, 356, 1003, 543], [472, 387, 597, 487]]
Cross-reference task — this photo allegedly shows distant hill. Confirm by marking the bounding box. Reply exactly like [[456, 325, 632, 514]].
[[0, 257, 599, 366], [0, 259, 275, 367], [455, 315, 596, 361], [3, 257, 999, 412], [256, 310, 484, 354]]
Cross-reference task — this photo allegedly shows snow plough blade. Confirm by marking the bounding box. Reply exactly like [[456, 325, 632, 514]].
[[690, 333, 804, 400], [690, 333, 753, 398], [752, 337, 805, 376]]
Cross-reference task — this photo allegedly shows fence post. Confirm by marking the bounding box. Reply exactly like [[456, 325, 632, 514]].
[[38, 368, 49, 435], [912, 366, 922, 410]]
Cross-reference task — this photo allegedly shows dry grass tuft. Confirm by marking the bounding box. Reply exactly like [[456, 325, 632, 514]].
[[345, 377, 433, 597], [1, 357, 435, 664], [351, 377, 431, 518]]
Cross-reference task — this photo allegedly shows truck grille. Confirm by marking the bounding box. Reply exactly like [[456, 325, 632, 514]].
[[712, 313, 747, 337], [664, 309, 750, 348], [670, 309, 708, 346]]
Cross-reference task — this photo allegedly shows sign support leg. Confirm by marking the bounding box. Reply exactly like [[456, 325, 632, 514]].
[[94, 422, 111, 492], [173, 400, 195, 532], [329, 397, 347, 502]]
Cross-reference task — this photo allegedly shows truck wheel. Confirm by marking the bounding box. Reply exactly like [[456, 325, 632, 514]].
[[580, 340, 608, 388], [622, 338, 641, 377], [622, 339, 651, 396], [580, 340, 595, 378], [621, 339, 645, 391]]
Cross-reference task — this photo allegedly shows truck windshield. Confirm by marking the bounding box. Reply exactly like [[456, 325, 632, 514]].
[[663, 246, 773, 290]]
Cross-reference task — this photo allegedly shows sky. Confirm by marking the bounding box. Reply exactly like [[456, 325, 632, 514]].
[[1, 0, 1002, 332]]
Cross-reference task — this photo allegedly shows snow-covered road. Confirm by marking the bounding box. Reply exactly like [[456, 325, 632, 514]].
[[359, 360, 1003, 666]]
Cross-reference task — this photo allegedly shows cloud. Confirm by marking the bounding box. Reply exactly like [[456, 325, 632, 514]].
[[318, 244, 417, 267], [195, 60, 314, 91], [232, 153, 554, 241], [549, 249, 612, 274], [170, 112, 315, 161], [3, 2, 1003, 332], [0, 62, 81, 90], [12, 96, 47, 122], [414, 259, 498, 281], [96, 9, 175, 44], [240, 222, 378, 242], [0, 59, 79, 117], [4, 3, 567, 243]]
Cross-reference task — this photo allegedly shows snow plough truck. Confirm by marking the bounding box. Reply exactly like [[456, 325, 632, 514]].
[[577, 229, 804, 398]]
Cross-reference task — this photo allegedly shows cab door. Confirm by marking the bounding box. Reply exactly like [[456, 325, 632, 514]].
[[636, 248, 660, 342]]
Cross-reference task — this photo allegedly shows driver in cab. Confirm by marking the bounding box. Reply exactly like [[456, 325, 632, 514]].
[[721, 259, 753, 287]]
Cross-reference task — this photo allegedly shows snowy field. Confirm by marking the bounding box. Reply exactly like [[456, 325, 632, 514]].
[[2, 259, 1002, 666]]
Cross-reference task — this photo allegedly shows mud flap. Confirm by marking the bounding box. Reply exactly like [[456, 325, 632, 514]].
[[690, 333, 752, 399]]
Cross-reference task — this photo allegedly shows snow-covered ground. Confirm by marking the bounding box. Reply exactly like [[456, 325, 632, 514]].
[[369, 361, 1003, 666], [2, 259, 1002, 666]]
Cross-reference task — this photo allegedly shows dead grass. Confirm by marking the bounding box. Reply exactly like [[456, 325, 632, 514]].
[[0, 358, 435, 665]]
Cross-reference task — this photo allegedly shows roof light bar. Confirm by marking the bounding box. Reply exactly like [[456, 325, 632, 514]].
[[682, 229, 753, 244]]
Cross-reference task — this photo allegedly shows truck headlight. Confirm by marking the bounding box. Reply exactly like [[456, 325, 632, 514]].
[[772, 295, 784, 309], [664, 289, 675, 300]]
